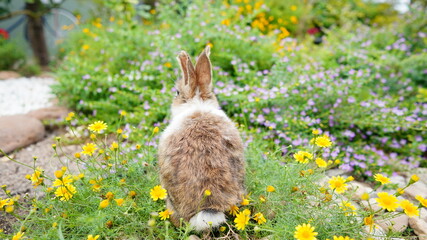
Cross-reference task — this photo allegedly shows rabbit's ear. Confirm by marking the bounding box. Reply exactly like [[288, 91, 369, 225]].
[[177, 51, 189, 85], [195, 46, 212, 93], [177, 51, 197, 92]]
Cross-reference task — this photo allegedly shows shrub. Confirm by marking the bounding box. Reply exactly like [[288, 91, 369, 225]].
[[0, 38, 25, 70], [400, 53, 427, 87], [19, 63, 41, 77]]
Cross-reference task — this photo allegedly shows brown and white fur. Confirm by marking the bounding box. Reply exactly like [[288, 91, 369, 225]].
[[158, 46, 245, 231]]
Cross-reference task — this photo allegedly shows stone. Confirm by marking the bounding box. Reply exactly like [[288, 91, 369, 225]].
[[188, 235, 201, 240], [377, 214, 408, 233], [348, 181, 373, 200], [26, 106, 70, 121], [420, 208, 427, 222], [0, 114, 45, 154], [401, 169, 427, 185], [363, 224, 387, 239], [389, 175, 406, 188], [360, 198, 382, 212], [326, 168, 351, 177], [403, 182, 427, 200], [408, 217, 427, 240], [0, 71, 21, 80], [414, 168, 427, 185]]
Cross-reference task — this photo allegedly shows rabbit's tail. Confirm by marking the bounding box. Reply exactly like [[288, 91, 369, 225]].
[[189, 209, 226, 231]]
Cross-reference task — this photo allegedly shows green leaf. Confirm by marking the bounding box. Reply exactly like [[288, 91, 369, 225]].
[[57, 222, 65, 240]]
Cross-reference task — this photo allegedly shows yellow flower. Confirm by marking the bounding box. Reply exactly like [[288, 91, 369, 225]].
[[120, 110, 127, 116], [204, 189, 212, 196], [82, 28, 90, 33], [266, 185, 275, 192], [122, 134, 128, 139], [315, 135, 332, 148], [30, 167, 44, 188], [99, 199, 109, 209], [163, 62, 172, 68], [116, 128, 123, 134], [65, 112, 75, 121], [312, 129, 320, 135], [52, 222, 58, 228], [328, 176, 348, 194], [87, 235, 100, 240], [74, 152, 81, 158], [229, 205, 239, 216], [55, 184, 77, 201], [114, 198, 124, 206], [159, 209, 173, 220], [346, 176, 354, 182], [221, 18, 231, 26], [105, 192, 114, 200], [400, 199, 419, 217], [364, 215, 374, 227], [293, 151, 313, 164], [253, 212, 266, 224], [82, 44, 90, 50], [81, 143, 97, 156], [374, 174, 390, 185], [54, 169, 64, 179], [410, 174, 419, 184], [294, 223, 318, 240], [128, 190, 137, 198], [53, 175, 73, 187], [153, 127, 159, 134], [290, 16, 298, 24], [0, 198, 11, 208], [375, 192, 399, 211], [90, 178, 103, 192], [5, 205, 14, 213], [259, 195, 266, 203], [74, 173, 85, 181], [88, 121, 107, 133], [150, 185, 167, 201], [234, 209, 250, 230], [340, 201, 356, 216], [415, 195, 427, 207], [290, 5, 297, 11], [241, 198, 250, 205], [333, 236, 354, 240], [315, 158, 327, 168], [12, 231, 25, 240], [361, 192, 370, 200], [110, 142, 119, 151]]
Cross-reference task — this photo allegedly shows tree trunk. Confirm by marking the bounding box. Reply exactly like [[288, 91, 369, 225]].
[[25, 0, 49, 67]]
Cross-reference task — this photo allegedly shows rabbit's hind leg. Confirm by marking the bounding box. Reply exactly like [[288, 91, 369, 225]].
[[166, 198, 182, 227]]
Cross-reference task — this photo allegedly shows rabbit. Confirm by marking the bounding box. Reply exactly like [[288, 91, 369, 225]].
[[158, 46, 245, 231]]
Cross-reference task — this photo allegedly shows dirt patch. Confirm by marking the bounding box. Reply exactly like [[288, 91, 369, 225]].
[[0, 130, 81, 199]]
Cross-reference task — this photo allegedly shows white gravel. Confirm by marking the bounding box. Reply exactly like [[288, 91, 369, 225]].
[[0, 77, 56, 116]]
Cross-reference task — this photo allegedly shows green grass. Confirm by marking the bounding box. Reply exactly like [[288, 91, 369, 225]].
[[1, 119, 393, 240]]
